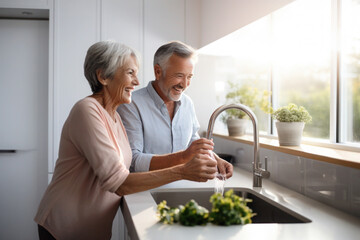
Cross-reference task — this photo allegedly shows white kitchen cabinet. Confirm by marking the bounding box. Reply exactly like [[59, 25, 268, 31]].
[[101, 0, 143, 52], [143, 0, 185, 85], [50, 0, 100, 170], [101, 0, 143, 84], [0, 18, 49, 240], [102, 0, 189, 87]]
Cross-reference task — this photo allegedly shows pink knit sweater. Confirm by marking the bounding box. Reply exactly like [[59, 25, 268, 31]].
[[35, 97, 131, 240]]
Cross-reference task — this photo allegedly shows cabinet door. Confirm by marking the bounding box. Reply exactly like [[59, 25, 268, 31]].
[[101, 0, 143, 84], [143, 0, 185, 85], [0, 19, 49, 240], [51, 0, 99, 171]]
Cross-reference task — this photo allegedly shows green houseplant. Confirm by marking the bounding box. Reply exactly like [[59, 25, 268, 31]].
[[221, 81, 270, 136], [272, 103, 312, 146]]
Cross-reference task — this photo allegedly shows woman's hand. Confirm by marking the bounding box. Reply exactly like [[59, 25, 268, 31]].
[[213, 153, 233, 179], [180, 153, 217, 182], [181, 138, 214, 163]]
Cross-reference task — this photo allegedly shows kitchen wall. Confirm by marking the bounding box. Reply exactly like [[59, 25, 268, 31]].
[[213, 136, 360, 218], [198, 0, 295, 47]]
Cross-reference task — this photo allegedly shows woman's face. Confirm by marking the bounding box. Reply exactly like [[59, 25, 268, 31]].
[[107, 56, 139, 105]]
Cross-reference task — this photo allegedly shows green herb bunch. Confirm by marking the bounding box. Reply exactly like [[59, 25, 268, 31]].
[[209, 189, 255, 225], [157, 199, 208, 226], [156, 190, 255, 226], [156, 200, 180, 224], [179, 200, 209, 226], [272, 103, 312, 123]]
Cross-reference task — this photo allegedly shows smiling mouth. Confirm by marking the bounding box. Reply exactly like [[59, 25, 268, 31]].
[[125, 87, 134, 93], [173, 85, 183, 93]]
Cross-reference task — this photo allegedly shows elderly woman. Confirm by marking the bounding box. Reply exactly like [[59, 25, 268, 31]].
[[34, 41, 217, 240]]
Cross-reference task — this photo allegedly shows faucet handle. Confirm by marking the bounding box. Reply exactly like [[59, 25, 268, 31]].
[[264, 156, 268, 170], [261, 156, 270, 178], [257, 157, 268, 170]]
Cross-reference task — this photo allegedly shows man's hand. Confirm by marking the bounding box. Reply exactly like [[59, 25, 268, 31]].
[[181, 153, 217, 182], [181, 138, 214, 163], [213, 153, 233, 179]]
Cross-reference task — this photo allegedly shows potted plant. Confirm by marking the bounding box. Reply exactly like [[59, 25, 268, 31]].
[[221, 81, 271, 136], [272, 103, 312, 146]]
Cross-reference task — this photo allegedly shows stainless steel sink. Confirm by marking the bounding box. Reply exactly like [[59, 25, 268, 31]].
[[151, 187, 311, 224]]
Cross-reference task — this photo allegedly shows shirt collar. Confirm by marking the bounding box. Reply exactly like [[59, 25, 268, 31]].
[[146, 81, 182, 109]]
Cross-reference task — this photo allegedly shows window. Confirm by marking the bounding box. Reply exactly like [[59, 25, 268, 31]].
[[197, 0, 359, 146], [272, 0, 331, 139], [197, 18, 271, 134], [340, 0, 360, 143]]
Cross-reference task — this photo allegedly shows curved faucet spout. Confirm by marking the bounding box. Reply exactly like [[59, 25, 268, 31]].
[[206, 103, 269, 187]]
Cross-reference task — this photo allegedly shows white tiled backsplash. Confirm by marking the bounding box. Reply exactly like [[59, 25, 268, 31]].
[[213, 136, 360, 218]]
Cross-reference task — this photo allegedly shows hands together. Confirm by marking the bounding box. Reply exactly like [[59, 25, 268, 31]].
[[181, 138, 233, 182]]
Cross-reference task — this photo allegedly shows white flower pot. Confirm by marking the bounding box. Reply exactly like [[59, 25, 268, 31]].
[[227, 119, 249, 136], [275, 122, 305, 146]]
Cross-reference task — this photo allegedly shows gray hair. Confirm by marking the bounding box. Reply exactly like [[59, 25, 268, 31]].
[[153, 41, 197, 72], [84, 40, 140, 93]]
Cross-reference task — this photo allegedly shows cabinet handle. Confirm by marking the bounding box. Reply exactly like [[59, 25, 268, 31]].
[[0, 150, 16, 153]]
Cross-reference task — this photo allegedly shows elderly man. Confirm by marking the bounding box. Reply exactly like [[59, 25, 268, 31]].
[[117, 41, 232, 178]]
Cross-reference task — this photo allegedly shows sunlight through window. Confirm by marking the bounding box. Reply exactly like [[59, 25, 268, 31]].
[[197, 0, 359, 146]]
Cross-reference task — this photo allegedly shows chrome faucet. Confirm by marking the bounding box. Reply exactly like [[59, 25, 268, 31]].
[[206, 103, 270, 187]]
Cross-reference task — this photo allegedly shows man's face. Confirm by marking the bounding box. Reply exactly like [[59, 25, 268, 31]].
[[155, 54, 195, 102]]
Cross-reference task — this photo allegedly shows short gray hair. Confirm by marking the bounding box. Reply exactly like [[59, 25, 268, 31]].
[[153, 41, 197, 72], [84, 40, 140, 93]]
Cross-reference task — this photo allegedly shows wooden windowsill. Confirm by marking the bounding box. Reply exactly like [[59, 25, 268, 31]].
[[213, 133, 360, 170]]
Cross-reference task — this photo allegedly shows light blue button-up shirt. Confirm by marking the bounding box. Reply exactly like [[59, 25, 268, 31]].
[[117, 81, 200, 172]]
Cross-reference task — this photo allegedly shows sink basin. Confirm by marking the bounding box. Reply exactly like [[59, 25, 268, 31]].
[[151, 187, 311, 224]]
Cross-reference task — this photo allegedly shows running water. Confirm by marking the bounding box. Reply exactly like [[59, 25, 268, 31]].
[[214, 172, 226, 195], [210, 151, 226, 195]]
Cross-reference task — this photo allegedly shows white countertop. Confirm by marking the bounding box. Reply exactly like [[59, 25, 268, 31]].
[[121, 168, 360, 240]]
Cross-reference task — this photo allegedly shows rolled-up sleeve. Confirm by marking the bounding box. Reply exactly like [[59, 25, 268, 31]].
[[117, 103, 154, 172]]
